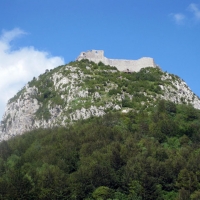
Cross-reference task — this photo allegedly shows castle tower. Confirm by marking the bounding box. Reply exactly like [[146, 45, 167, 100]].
[[76, 50, 104, 63], [76, 50, 157, 72]]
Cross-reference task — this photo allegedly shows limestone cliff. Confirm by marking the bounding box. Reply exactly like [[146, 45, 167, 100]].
[[0, 57, 200, 141]]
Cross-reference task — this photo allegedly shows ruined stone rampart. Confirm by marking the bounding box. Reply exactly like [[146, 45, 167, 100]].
[[76, 50, 156, 72]]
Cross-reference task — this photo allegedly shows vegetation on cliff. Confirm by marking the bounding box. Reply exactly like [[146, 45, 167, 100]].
[[1, 100, 200, 199], [28, 59, 165, 120], [2, 59, 199, 141]]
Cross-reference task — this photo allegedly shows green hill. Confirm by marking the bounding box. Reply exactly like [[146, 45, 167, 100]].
[[1, 100, 200, 199], [1, 59, 200, 199]]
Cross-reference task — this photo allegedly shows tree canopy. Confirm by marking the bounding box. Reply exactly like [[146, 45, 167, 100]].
[[0, 100, 200, 199]]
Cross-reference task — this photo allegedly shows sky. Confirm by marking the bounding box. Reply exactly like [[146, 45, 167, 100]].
[[0, 0, 200, 118]]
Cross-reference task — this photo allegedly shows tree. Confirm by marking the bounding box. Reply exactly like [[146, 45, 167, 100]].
[[36, 163, 66, 199], [176, 168, 198, 194], [92, 186, 113, 200], [128, 180, 142, 200], [177, 188, 190, 200], [190, 190, 200, 200], [0, 140, 11, 160]]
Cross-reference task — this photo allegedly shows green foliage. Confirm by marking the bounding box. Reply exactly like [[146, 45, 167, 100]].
[[0, 101, 200, 199], [92, 186, 113, 199], [35, 106, 51, 121], [128, 180, 142, 199], [3, 58, 200, 199], [9, 87, 26, 104], [108, 88, 121, 96], [122, 95, 132, 107], [0, 140, 11, 160], [9, 59, 184, 123], [190, 190, 200, 200]]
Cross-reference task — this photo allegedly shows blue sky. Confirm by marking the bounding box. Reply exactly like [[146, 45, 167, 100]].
[[0, 0, 200, 118]]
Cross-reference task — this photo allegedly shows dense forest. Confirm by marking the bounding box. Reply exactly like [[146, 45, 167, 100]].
[[1, 100, 200, 199]]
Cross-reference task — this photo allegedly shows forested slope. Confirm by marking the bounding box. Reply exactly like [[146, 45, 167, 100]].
[[1, 100, 200, 199]]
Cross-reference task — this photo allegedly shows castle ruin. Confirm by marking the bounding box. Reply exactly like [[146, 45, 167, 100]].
[[76, 50, 157, 72]]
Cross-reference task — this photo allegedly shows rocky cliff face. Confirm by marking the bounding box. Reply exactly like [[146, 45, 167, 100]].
[[0, 59, 200, 141], [160, 73, 200, 109]]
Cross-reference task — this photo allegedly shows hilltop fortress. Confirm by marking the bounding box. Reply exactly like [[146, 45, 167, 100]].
[[76, 50, 157, 72]]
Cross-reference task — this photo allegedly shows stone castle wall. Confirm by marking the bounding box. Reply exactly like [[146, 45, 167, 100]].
[[76, 50, 156, 72]]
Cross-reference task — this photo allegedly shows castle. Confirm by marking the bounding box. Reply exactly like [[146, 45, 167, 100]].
[[76, 50, 157, 72]]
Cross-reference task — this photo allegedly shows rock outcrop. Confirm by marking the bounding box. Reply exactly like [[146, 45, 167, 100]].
[[0, 53, 200, 141]]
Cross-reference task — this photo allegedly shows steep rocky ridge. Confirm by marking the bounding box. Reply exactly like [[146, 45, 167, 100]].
[[0, 59, 200, 141]]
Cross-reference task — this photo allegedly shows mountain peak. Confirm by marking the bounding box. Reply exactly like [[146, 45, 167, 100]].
[[0, 57, 200, 141]]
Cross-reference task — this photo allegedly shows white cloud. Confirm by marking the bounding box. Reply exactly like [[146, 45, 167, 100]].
[[0, 28, 26, 44], [170, 3, 200, 25], [0, 28, 65, 119], [170, 13, 186, 24], [188, 3, 200, 20]]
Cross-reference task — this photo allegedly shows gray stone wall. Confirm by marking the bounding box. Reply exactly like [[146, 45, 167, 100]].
[[76, 50, 156, 72]]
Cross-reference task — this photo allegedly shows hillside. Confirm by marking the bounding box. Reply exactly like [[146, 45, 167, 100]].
[[0, 59, 200, 141], [1, 101, 200, 199], [1, 57, 200, 199]]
